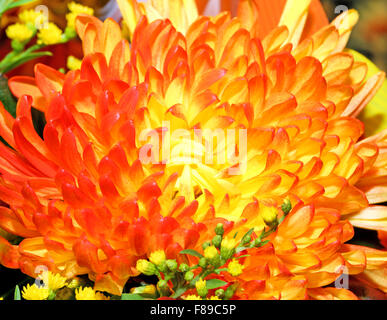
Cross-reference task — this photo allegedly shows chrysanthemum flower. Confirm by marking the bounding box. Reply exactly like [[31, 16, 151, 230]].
[[0, 0, 386, 299]]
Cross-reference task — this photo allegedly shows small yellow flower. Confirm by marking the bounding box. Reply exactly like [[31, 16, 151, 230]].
[[228, 260, 244, 277], [37, 23, 63, 45], [40, 271, 67, 291], [149, 250, 166, 266], [208, 296, 221, 300], [195, 278, 208, 297], [6, 23, 33, 42], [68, 2, 95, 15], [67, 56, 82, 71], [19, 10, 44, 26], [195, 278, 206, 291], [184, 295, 202, 300], [204, 245, 218, 260], [66, 2, 94, 29], [75, 287, 109, 300], [142, 285, 156, 295], [75, 287, 95, 300], [261, 206, 278, 227], [22, 284, 49, 300], [136, 259, 157, 276]]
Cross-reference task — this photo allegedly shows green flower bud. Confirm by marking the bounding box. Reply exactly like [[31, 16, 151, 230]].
[[64, 26, 77, 40], [157, 279, 168, 288], [179, 263, 189, 273], [157, 261, 169, 273], [48, 290, 56, 300], [184, 271, 194, 281], [224, 285, 236, 300], [215, 223, 224, 236], [202, 241, 211, 250], [281, 198, 292, 215], [252, 238, 261, 247], [241, 234, 251, 245], [157, 281, 171, 297], [212, 235, 222, 248], [195, 278, 208, 298], [199, 257, 207, 268], [11, 39, 24, 52], [215, 289, 225, 299], [220, 237, 237, 260], [166, 259, 178, 272]]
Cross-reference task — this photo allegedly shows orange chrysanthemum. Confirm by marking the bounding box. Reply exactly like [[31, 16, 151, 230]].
[[0, 0, 386, 299]]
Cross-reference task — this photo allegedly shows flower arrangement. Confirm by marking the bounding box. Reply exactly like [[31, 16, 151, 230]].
[[0, 0, 386, 301]]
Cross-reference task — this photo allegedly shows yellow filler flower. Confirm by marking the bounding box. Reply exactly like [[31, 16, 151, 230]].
[[37, 22, 63, 45], [5, 23, 33, 43]]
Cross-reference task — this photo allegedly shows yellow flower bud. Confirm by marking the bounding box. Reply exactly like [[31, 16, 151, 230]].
[[204, 245, 218, 260], [136, 259, 157, 276], [221, 237, 237, 250], [142, 285, 157, 295], [261, 205, 278, 227], [149, 250, 166, 266], [67, 56, 82, 71], [195, 278, 208, 297], [220, 237, 237, 259]]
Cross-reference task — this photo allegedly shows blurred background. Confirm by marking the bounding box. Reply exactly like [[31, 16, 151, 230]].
[[321, 0, 387, 71]]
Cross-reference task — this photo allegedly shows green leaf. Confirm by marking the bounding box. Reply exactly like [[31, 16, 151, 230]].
[[6, 0, 38, 10], [214, 268, 228, 275], [1, 51, 52, 74], [234, 254, 250, 259], [235, 246, 249, 253], [241, 228, 254, 240], [0, 0, 37, 17], [206, 279, 228, 290], [14, 285, 21, 300], [179, 249, 203, 258], [256, 240, 269, 248], [121, 293, 145, 300], [347, 49, 387, 137], [0, 75, 16, 117], [170, 287, 187, 299]]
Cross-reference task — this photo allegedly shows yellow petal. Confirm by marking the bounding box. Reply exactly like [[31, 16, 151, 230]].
[[330, 9, 359, 53], [278, 0, 311, 47], [348, 206, 387, 232], [350, 49, 387, 136]]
